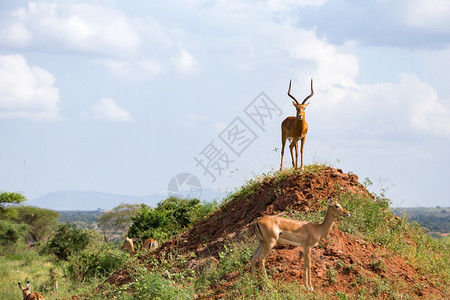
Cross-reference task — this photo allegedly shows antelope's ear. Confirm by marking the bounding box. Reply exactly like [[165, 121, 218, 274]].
[[132, 237, 137, 241], [292, 101, 297, 106], [327, 197, 333, 205], [303, 103, 309, 108], [27, 282, 31, 289]]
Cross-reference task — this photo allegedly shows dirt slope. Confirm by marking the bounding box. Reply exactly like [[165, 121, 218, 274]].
[[107, 167, 445, 299], [160, 167, 364, 258]]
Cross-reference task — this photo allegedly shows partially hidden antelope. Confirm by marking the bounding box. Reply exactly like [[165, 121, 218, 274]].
[[280, 79, 314, 170], [250, 197, 350, 291], [121, 236, 158, 255], [18, 281, 45, 300]]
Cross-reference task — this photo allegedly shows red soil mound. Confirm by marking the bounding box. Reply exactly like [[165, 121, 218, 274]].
[[107, 167, 446, 299]]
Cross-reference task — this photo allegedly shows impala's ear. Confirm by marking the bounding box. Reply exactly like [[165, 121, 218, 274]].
[[327, 197, 333, 205], [27, 281, 31, 289], [292, 101, 297, 106], [303, 102, 309, 108]]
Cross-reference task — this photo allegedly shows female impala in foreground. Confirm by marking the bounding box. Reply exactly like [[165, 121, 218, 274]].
[[121, 236, 158, 255], [18, 281, 45, 300], [250, 197, 350, 291], [280, 79, 314, 170]]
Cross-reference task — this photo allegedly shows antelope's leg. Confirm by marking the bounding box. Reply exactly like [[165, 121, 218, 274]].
[[300, 137, 306, 170], [251, 242, 263, 278], [303, 247, 313, 291], [289, 141, 296, 169], [258, 238, 277, 279], [280, 135, 287, 170]]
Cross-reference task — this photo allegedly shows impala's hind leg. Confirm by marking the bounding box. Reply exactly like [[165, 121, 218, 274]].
[[280, 132, 287, 170], [251, 241, 263, 278]]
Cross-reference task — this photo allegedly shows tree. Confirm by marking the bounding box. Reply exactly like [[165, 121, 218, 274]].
[[0, 192, 27, 219], [98, 203, 140, 242], [13, 206, 60, 243]]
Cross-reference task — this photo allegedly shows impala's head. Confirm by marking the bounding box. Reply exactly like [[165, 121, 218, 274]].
[[288, 78, 314, 121], [18, 281, 31, 298], [327, 197, 351, 218], [293, 102, 309, 121]]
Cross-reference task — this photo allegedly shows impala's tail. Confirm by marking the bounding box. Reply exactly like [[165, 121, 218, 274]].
[[254, 223, 264, 241]]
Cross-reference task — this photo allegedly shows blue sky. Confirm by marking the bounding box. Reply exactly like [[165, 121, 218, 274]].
[[1, 0, 449, 207]]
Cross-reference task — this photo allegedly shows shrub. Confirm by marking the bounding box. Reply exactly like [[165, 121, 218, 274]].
[[0, 219, 28, 254], [46, 223, 90, 260], [127, 197, 218, 242], [66, 244, 128, 282]]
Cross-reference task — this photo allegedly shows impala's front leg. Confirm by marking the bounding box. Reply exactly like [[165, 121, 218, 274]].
[[303, 247, 313, 291], [300, 137, 306, 170], [289, 141, 296, 168]]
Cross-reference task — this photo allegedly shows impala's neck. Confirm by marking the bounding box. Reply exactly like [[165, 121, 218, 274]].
[[317, 208, 336, 239]]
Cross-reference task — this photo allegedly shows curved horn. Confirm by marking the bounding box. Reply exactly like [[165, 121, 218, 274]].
[[301, 78, 314, 104], [287, 79, 299, 105]]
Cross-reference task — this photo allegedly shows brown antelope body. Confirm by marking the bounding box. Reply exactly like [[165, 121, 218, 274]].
[[18, 281, 45, 300], [121, 237, 158, 255], [280, 79, 314, 170], [250, 197, 350, 291], [142, 238, 158, 250]]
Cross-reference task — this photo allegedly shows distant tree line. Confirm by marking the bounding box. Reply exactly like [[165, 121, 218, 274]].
[[394, 207, 450, 237], [0, 192, 59, 253]]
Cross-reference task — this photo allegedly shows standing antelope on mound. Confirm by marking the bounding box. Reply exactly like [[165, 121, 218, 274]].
[[18, 281, 45, 300], [121, 236, 158, 255], [280, 79, 314, 170], [250, 197, 350, 291]]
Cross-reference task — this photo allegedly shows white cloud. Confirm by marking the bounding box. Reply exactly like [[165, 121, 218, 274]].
[[404, 0, 450, 32], [187, 113, 207, 121], [268, 0, 328, 11], [172, 49, 198, 74], [91, 98, 133, 122], [311, 73, 450, 138], [0, 54, 61, 120], [96, 58, 165, 80], [0, 1, 140, 57]]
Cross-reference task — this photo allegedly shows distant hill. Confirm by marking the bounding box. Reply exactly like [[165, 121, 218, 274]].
[[29, 189, 225, 211]]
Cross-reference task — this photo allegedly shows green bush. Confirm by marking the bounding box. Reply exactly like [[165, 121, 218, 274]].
[[46, 223, 90, 260], [0, 219, 28, 254], [66, 244, 128, 282], [127, 197, 218, 242]]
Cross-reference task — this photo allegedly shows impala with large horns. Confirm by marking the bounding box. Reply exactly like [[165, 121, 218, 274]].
[[280, 79, 314, 170], [250, 197, 350, 291]]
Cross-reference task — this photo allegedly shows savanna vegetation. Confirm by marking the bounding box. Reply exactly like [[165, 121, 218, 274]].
[[0, 192, 217, 299], [1, 166, 448, 299], [394, 206, 450, 237]]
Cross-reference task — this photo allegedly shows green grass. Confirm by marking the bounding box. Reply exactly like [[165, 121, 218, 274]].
[[336, 191, 449, 290]]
